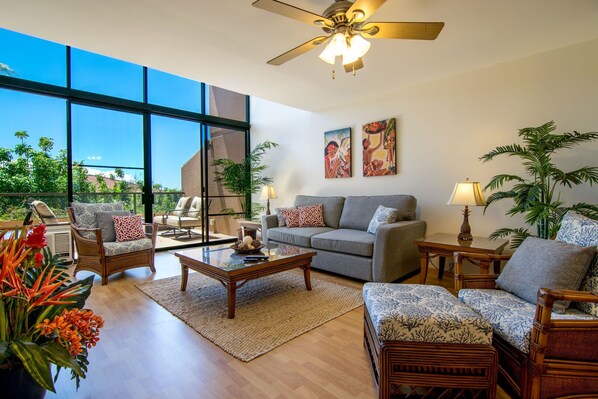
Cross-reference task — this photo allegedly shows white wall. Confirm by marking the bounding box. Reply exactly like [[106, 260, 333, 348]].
[[250, 38, 598, 238]]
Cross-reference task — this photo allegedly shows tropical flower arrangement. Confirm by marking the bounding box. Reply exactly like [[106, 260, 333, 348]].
[[0, 224, 103, 394]]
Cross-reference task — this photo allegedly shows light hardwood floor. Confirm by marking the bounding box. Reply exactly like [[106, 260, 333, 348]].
[[46, 252, 509, 399]]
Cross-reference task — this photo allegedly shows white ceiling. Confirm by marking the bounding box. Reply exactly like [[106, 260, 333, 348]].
[[2, 0, 598, 112]]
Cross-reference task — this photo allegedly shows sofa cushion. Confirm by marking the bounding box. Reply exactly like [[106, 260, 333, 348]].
[[364, 284, 493, 344], [103, 237, 153, 257], [556, 211, 598, 316], [96, 210, 132, 242], [496, 236, 594, 312], [113, 215, 146, 242], [298, 204, 325, 227], [339, 195, 417, 231], [459, 288, 596, 354], [171, 196, 192, 216], [367, 205, 399, 234], [311, 229, 375, 257], [294, 195, 345, 228], [280, 208, 300, 227], [267, 226, 334, 247], [71, 202, 125, 239], [275, 207, 293, 227]]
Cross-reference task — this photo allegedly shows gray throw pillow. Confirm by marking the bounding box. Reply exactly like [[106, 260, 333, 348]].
[[496, 236, 595, 313], [367, 205, 399, 234], [96, 210, 132, 242]]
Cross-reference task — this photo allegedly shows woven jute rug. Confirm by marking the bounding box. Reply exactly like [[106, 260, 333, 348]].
[[136, 271, 363, 361]]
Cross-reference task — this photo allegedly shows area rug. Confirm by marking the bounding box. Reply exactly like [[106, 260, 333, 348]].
[[135, 272, 363, 361]]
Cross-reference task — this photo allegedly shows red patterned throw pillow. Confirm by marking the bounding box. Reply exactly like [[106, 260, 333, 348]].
[[113, 215, 145, 242], [280, 207, 300, 228], [298, 204, 325, 227]]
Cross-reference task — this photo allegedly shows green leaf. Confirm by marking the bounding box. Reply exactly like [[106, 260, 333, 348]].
[[10, 339, 55, 392], [0, 340, 9, 364], [41, 341, 82, 376]]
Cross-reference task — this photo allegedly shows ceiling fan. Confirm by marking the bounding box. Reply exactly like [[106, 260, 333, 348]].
[[252, 0, 445, 77]]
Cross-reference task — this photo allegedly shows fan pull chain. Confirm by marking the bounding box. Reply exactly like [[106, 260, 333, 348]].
[[353, 63, 356, 76], [332, 67, 335, 79]]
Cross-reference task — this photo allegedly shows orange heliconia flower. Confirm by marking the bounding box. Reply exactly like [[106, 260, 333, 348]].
[[37, 308, 104, 356]]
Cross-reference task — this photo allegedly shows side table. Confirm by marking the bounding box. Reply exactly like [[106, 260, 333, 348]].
[[414, 233, 508, 284], [237, 219, 262, 240]]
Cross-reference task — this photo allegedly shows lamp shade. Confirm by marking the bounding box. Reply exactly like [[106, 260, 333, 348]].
[[319, 44, 336, 65], [329, 33, 348, 56], [447, 179, 486, 206], [349, 34, 371, 58], [260, 185, 278, 200]]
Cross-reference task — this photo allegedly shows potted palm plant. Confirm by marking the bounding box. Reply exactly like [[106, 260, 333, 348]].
[[480, 121, 598, 247], [213, 141, 278, 220]]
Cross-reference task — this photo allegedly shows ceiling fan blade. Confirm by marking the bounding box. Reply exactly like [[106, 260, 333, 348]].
[[267, 36, 329, 66], [346, 0, 387, 23], [252, 0, 333, 27], [361, 22, 445, 40], [344, 58, 364, 73]]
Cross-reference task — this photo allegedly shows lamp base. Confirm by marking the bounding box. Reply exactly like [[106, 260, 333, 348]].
[[457, 205, 474, 242], [458, 232, 473, 241]]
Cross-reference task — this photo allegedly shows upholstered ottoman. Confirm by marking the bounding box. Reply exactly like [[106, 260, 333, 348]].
[[363, 283, 498, 399]]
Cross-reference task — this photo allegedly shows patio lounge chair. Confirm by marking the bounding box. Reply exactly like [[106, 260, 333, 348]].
[[154, 196, 206, 239]]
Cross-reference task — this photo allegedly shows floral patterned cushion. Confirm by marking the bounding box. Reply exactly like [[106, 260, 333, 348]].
[[71, 202, 124, 239], [555, 211, 598, 316], [363, 283, 493, 345], [103, 238, 153, 257], [459, 289, 596, 354], [367, 205, 399, 234]]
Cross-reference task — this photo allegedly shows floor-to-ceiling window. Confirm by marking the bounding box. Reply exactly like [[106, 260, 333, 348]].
[[0, 27, 249, 248]]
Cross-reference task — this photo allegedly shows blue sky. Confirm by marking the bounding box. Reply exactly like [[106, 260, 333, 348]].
[[0, 27, 204, 189]]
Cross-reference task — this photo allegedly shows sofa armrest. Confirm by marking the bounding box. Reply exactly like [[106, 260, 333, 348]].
[[372, 220, 426, 282], [261, 214, 279, 244], [454, 252, 513, 291]]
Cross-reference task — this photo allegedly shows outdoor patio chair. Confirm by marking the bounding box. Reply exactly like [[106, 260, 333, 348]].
[[68, 202, 158, 285], [154, 196, 207, 239], [30, 200, 69, 226]]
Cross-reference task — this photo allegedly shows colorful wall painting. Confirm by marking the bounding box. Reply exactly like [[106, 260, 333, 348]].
[[362, 118, 396, 177], [324, 127, 352, 178]]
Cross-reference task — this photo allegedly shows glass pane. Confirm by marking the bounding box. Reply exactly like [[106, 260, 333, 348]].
[[148, 69, 201, 112], [0, 89, 67, 225], [0, 28, 66, 86], [71, 48, 143, 101], [151, 116, 204, 248], [71, 105, 144, 213], [73, 166, 144, 214], [71, 105, 143, 168], [206, 85, 247, 121], [207, 126, 246, 237]]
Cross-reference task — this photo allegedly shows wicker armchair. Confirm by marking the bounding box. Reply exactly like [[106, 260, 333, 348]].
[[455, 250, 598, 399], [67, 205, 158, 285]]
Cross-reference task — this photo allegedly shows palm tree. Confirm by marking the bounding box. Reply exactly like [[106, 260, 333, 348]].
[[480, 121, 598, 247], [0, 62, 15, 76], [213, 141, 278, 220]]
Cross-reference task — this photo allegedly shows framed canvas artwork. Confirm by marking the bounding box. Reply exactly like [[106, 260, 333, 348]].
[[362, 118, 396, 177], [324, 127, 351, 178]]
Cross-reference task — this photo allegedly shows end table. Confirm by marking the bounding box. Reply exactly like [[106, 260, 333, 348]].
[[415, 233, 508, 284]]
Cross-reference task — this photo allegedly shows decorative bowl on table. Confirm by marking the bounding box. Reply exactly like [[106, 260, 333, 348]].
[[230, 242, 264, 254]]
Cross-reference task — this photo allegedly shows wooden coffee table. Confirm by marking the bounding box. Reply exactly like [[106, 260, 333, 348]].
[[175, 243, 316, 318]]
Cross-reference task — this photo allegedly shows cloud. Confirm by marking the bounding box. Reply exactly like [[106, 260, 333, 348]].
[[83, 167, 138, 183], [86, 155, 102, 161]]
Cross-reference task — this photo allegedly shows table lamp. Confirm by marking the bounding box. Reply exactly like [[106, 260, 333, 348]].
[[260, 185, 278, 215], [447, 178, 486, 241]]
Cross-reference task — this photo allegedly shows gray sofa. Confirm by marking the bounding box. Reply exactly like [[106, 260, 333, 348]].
[[261, 195, 426, 282]]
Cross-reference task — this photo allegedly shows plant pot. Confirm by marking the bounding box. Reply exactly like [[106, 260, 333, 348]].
[[0, 364, 47, 399]]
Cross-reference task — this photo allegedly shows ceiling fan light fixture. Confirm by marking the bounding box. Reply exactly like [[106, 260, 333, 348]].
[[341, 49, 359, 65], [319, 44, 337, 64], [349, 34, 371, 58], [329, 32, 348, 56]]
